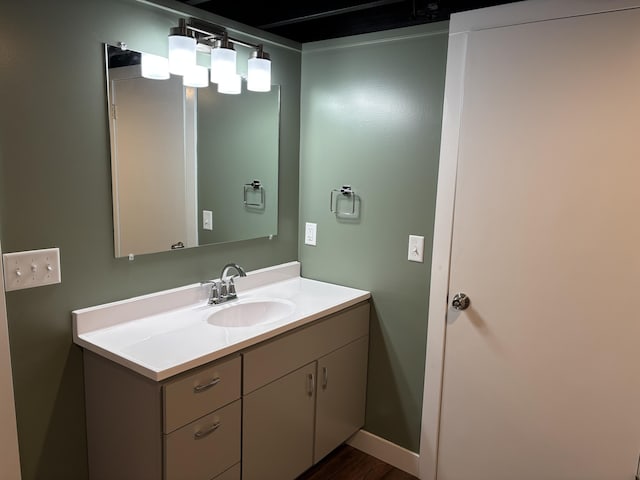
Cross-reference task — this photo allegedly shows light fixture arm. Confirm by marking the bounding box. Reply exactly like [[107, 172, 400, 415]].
[[183, 17, 263, 52], [170, 18, 194, 39]]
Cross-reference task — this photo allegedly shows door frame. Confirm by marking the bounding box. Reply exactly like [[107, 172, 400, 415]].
[[0, 242, 21, 479], [417, 1, 640, 479]]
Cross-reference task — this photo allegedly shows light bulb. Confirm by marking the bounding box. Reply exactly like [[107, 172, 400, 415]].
[[141, 53, 170, 80], [210, 41, 236, 84], [247, 56, 271, 92], [168, 34, 196, 76], [218, 74, 241, 94], [183, 64, 209, 88]]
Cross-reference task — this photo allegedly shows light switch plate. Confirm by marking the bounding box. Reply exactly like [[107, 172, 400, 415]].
[[203, 210, 213, 231], [3, 247, 62, 291], [305, 222, 317, 246], [408, 235, 425, 263]]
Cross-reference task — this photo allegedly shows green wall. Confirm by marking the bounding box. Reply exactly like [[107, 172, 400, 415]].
[[0, 0, 449, 475], [0, 1, 300, 478], [299, 23, 448, 452], [197, 86, 279, 245]]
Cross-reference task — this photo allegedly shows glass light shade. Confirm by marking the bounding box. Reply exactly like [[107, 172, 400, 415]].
[[210, 47, 237, 84], [218, 74, 241, 95], [168, 34, 196, 75], [183, 65, 209, 88], [247, 57, 271, 92], [141, 53, 170, 80]]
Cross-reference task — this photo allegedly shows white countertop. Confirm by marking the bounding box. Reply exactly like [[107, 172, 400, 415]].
[[72, 262, 370, 381]]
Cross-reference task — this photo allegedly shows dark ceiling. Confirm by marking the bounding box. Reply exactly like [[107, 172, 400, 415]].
[[174, 0, 522, 43]]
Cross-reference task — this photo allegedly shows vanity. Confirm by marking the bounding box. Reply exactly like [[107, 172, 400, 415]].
[[73, 262, 370, 480]]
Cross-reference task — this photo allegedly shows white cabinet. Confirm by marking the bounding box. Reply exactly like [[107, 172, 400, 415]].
[[242, 302, 370, 480]]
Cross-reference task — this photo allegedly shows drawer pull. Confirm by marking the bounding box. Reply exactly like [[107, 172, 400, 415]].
[[194, 421, 221, 439], [193, 377, 221, 393]]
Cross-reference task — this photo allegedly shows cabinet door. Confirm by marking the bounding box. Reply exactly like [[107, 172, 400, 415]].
[[314, 336, 368, 462], [243, 362, 316, 480]]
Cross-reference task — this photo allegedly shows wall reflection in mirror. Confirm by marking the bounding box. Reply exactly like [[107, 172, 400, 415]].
[[105, 44, 280, 258]]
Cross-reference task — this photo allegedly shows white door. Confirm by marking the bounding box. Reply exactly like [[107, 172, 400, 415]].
[[437, 8, 640, 480], [110, 70, 195, 257]]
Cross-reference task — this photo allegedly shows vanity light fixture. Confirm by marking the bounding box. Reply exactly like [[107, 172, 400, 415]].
[[141, 53, 170, 80], [247, 45, 271, 92], [168, 18, 197, 75], [162, 17, 272, 94], [218, 73, 242, 94], [210, 34, 237, 84], [183, 64, 209, 88]]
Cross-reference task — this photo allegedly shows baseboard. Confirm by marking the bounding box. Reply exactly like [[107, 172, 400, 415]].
[[347, 430, 420, 477]]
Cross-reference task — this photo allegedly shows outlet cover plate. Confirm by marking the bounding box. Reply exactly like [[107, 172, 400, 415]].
[[305, 222, 317, 246], [3, 247, 62, 291]]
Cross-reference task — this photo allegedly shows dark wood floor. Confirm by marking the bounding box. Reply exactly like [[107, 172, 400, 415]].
[[296, 445, 418, 480]]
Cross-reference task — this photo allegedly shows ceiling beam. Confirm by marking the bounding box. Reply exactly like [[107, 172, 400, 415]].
[[258, 0, 406, 29]]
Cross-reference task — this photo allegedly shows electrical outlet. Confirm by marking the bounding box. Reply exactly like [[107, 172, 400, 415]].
[[408, 235, 425, 263], [305, 222, 317, 246], [3, 247, 62, 291]]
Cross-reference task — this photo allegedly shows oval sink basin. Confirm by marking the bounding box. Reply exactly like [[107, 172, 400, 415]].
[[206, 298, 295, 328]]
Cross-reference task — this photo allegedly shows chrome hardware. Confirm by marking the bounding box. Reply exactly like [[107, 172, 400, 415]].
[[330, 185, 360, 218], [201, 280, 220, 305], [307, 373, 315, 396], [244, 179, 265, 209], [220, 263, 246, 280], [228, 277, 237, 297], [210, 283, 219, 304], [451, 293, 471, 311], [330, 185, 355, 214], [216, 263, 247, 303], [193, 377, 221, 393], [205, 281, 224, 305], [194, 421, 221, 439], [203, 263, 247, 305], [322, 367, 328, 389]]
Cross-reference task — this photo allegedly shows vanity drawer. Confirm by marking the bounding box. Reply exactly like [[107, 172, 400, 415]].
[[243, 302, 369, 393], [164, 399, 241, 480], [163, 355, 241, 433]]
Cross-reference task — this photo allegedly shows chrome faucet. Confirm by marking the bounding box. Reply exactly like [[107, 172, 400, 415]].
[[203, 263, 247, 305], [220, 263, 247, 281], [219, 263, 246, 301]]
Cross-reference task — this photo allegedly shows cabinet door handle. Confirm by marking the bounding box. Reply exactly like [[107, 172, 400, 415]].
[[193, 377, 221, 393], [194, 421, 221, 439], [322, 367, 328, 389], [307, 373, 315, 396]]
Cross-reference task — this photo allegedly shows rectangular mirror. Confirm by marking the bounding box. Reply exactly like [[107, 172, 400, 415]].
[[105, 44, 280, 258]]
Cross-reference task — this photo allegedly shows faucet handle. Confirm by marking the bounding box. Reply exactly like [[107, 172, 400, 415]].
[[228, 277, 237, 297], [202, 280, 220, 305]]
